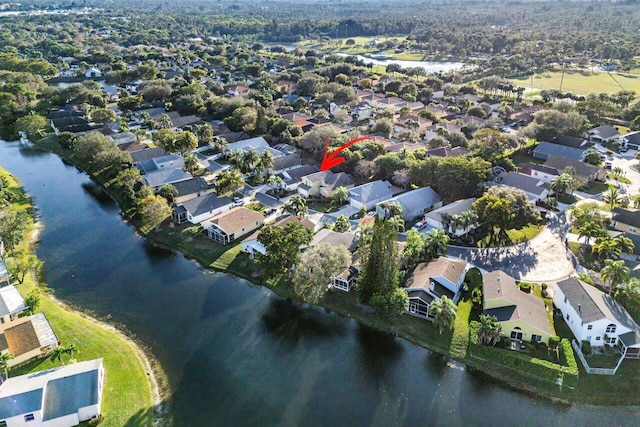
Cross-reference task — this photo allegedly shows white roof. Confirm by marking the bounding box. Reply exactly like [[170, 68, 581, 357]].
[[426, 198, 476, 223], [0, 285, 26, 317], [226, 136, 269, 152]]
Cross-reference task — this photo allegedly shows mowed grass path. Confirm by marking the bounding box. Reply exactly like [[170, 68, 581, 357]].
[[1, 167, 153, 427], [509, 69, 640, 96]]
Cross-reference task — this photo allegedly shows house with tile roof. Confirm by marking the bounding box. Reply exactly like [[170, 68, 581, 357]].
[[0, 358, 104, 426], [202, 207, 264, 245], [554, 277, 640, 359], [483, 271, 553, 344], [405, 257, 469, 320], [0, 313, 58, 368]]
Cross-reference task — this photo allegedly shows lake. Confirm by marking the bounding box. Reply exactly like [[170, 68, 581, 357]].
[[0, 140, 638, 426]]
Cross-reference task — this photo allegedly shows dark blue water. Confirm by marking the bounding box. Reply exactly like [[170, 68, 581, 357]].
[[1, 140, 638, 426]]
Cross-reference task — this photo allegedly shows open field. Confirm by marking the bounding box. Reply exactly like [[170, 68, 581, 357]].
[[508, 69, 640, 96]]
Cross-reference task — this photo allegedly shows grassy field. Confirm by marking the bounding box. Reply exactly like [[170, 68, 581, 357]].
[[506, 224, 544, 244], [1, 167, 154, 427], [508, 69, 640, 96]]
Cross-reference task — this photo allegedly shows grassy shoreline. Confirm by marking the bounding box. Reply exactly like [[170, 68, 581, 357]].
[[0, 166, 168, 426], [31, 137, 640, 407]]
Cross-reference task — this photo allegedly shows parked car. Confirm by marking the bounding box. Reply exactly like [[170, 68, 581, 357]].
[[605, 161, 612, 170], [619, 145, 629, 153], [411, 220, 428, 231], [232, 197, 245, 206], [263, 208, 276, 216]]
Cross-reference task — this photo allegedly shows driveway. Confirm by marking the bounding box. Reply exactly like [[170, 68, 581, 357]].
[[447, 213, 576, 284]]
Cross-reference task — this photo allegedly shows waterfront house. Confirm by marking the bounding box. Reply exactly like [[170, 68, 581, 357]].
[[348, 180, 393, 211], [375, 186, 442, 221], [0, 285, 27, 324], [141, 169, 193, 189], [482, 271, 553, 344], [405, 257, 468, 320], [241, 215, 315, 256], [136, 154, 185, 174], [424, 198, 477, 237], [304, 229, 358, 253], [171, 193, 233, 225], [611, 208, 640, 235], [171, 177, 216, 204], [0, 313, 58, 368], [0, 358, 104, 426], [554, 277, 640, 359], [331, 253, 360, 292], [202, 207, 264, 245], [129, 148, 167, 166]]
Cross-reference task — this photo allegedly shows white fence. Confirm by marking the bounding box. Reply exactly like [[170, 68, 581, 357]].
[[571, 339, 623, 375]]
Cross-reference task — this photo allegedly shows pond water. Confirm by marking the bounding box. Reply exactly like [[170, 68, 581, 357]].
[[0, 140, 638, 426]]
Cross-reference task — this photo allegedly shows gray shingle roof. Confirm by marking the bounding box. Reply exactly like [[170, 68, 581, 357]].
[[557, 278, 640, 335], [612, 208, 640, 228], [588, 125, 619, 140], [496, 172, 549, 196], [381, 187, 441, 218], [143, 169, 192, 188], [179, 193, 232, 217], [533, 141, 584, 161], [348, 180, 393, 205], [0, 389, 43, 419], [171, 177, 213, 197], [129, 147, 166, 165], [43, 370, 100, 421], [543, 155, 601, 181]]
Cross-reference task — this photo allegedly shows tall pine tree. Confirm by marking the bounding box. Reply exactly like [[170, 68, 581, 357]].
[[358, 214, 400, 303]]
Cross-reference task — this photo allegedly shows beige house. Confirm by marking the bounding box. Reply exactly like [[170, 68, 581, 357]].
[[483, 271, 553, 344], [611, 208, 640, 235], [202, 207, 264, 245], [0, 313, 59, 367], [298, 170, 354, 199]]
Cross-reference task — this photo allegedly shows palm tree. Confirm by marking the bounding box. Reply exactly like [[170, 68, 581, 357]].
[[423, 229, 449, 260], [612, 166, 624, 177], [613, 235, 635, 257], [243, 148, 261, 174], [333, 186, 349, 206], [284, 195, 308, 218], [387, 215, 405, 232], [213, 136, 228, 153], [158, 113, 173, 130], [592, 237, 622, 263], [632, 195, 640, 209], [216, 169, 245, 194], [440, 212, 453, 235], [0, 352, 14, 383], [49, 344, 78, 366], [229, 150, 244, 168], [260, 149, 274, 173], [578, 221, 605, 246], [429, 296, 457, 334], [601, 187, 622, 211], [477, 314, 502, 346], [267, 175, 285, 195], [184, 154, 199, 173], [550, 174, 570, 197], [600, 259, 631, 296], [615, 278, 640, 308], [459, 210, 478, 237]]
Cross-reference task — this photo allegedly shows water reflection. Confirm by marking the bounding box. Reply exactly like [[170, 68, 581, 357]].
[[262, 298, 346, 341]]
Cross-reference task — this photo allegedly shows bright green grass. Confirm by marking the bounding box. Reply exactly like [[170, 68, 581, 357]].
[[1, 166, 153, 427], [506, 224, 544, 244], [508, 69, 640, 96]]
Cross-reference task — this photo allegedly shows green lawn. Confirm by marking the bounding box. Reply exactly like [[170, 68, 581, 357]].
[[578, 181, 610, 195], [508, 68, 640, 96], [506, 224, 544, 245], [1, 166, 154, 427], [607, 173, 632, 184], [308, 201, 337, 213]]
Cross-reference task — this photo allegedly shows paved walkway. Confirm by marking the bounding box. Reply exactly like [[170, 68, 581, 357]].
[[447, 213, 576, 284]]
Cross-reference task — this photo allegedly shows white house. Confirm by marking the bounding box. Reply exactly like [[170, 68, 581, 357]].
[[0, 358, 104, 426], [171, 193, 233, 225], [348, 180, 393, 211], [331, 255, 360, 292], [84, 67, 102, 78], [375, 186, 442, 221], [424, 198, 477, 237], [0, 260, 9, 286], [518, 163, 559, 184], [405, 257, 468, 320], [0, 285, 27, 325], [554, 277, 640, 358]]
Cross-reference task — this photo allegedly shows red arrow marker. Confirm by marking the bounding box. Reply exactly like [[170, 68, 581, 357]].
[[320, 135, 373, 171]]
